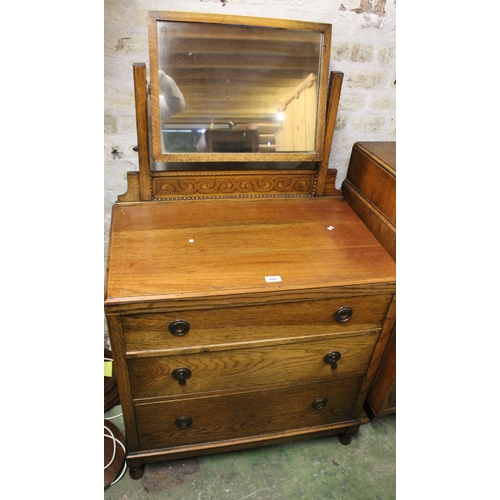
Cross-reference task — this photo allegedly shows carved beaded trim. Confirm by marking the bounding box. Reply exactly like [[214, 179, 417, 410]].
[[152, 173, 317, 201], [152, 193, 313, 201]]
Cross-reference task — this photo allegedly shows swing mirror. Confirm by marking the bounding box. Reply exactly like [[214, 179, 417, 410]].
[[148, 11, 332, 165]]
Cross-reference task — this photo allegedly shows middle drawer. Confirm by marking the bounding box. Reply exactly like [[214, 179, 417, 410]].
[[128, 332, 378, 400]]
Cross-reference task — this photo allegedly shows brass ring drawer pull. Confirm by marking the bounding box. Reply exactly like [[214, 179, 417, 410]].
[[168, 319, 190, 336], [324, 351, 341, 369], [311, 398, 327, 410], [175, 416, 193, 429], [334, 306, 353, 323], [172, 367, 192, 385]]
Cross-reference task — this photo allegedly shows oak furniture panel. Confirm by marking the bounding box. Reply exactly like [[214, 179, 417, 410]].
[[342, 141, 396, 416], [105, 197, 396, 477], [128, 333, 379, 399], [134, 378, 364, 450], [121, 293, 393, 354], [105, 14, 395, 480]]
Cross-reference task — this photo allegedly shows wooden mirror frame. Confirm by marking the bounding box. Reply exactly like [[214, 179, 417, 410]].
[[148, 11, 332, 164], [122, 12, 343, 202]]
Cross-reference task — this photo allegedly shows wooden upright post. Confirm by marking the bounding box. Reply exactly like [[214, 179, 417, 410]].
[[133, 63, 152, 201], [315, 71, 343, 196]]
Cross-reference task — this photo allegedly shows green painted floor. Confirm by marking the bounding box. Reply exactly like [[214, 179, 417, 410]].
[[104, 405, 395, 500]]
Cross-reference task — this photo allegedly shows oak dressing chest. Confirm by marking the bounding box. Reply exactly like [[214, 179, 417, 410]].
[[104, 12, 396, 478]]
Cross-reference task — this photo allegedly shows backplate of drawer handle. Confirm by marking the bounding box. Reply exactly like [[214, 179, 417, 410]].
[[334, 306, 353, 323], [175, 416, 193, 429], [311, 398, 327, 410], [324, 351, 342, 369], [168, 320, 190, 336], [172, 367, 192, 385]]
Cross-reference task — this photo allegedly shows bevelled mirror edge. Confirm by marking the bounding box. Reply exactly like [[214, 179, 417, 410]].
[[148, 11, 331, 165]]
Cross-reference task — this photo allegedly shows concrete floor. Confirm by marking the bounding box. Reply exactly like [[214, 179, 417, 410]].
[[104, 404, 395, 499]]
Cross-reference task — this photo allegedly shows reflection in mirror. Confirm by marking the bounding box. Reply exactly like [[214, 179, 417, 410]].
[[150, 13, 329, 160]]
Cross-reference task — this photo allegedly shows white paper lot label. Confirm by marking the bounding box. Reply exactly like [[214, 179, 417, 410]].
[[265, 276, 282, 283]]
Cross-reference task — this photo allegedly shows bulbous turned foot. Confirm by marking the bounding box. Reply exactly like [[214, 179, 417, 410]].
[[129, 466, 144, 479], [339, 434, 352, 445]]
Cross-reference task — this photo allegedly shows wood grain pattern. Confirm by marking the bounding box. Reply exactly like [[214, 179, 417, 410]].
[[349, 294, 395, 419], [342, 142, 396, 417], [342, 182, 395, 260], [105, 194, 396, 470], [367, 323, 396, 415], [152, 171, 315, 199], [105, 198, 396, 310], [128, 333, 378, 399], [117, 172, 141, 203], [315, 71, 344, 196], [121, 293, 393, 355], [134, 377, 363, 450], [105, 316, 141, 451], [322, 169, 343, 198], [345, 142, 395, 224], [133, 63, 152, 201], [126, 415, 366, 465], [354, 142, 396, 175]]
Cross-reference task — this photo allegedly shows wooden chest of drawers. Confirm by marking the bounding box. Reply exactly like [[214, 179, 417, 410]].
[[342, 142, 396, 416], [105, 197, 396, 478], [342, 142, 395, 260]]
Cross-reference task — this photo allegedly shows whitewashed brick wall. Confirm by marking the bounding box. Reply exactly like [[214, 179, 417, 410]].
[[104, 0, 396, 343]]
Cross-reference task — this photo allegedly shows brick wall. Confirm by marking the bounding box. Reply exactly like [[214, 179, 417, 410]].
[[104, 0, 396, 343]]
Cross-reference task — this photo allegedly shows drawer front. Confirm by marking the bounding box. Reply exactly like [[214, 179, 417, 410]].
[[134, 377, 363, 450], [122, 294, 393, 354], [129, 332, 378, 399]]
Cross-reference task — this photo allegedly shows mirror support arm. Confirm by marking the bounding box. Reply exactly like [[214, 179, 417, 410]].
[[315, 71, 344, 196], [133, 63, 152, 201]]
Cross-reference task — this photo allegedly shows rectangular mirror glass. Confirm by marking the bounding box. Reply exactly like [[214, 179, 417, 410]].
[[148, 12, 331, 164]]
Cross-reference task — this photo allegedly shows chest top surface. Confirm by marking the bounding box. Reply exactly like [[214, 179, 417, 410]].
[[105, 197, 395, 309], [356, 142, 396, 175]]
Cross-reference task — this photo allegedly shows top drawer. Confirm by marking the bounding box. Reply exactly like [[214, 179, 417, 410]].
[[121, 294, 393, 355]]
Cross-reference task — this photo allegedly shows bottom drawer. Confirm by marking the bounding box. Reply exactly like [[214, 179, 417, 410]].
[[134, 377, 363, 450]]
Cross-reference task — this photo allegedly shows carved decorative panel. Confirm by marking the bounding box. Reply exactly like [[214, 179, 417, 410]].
[[152, 171, 316, 199]]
